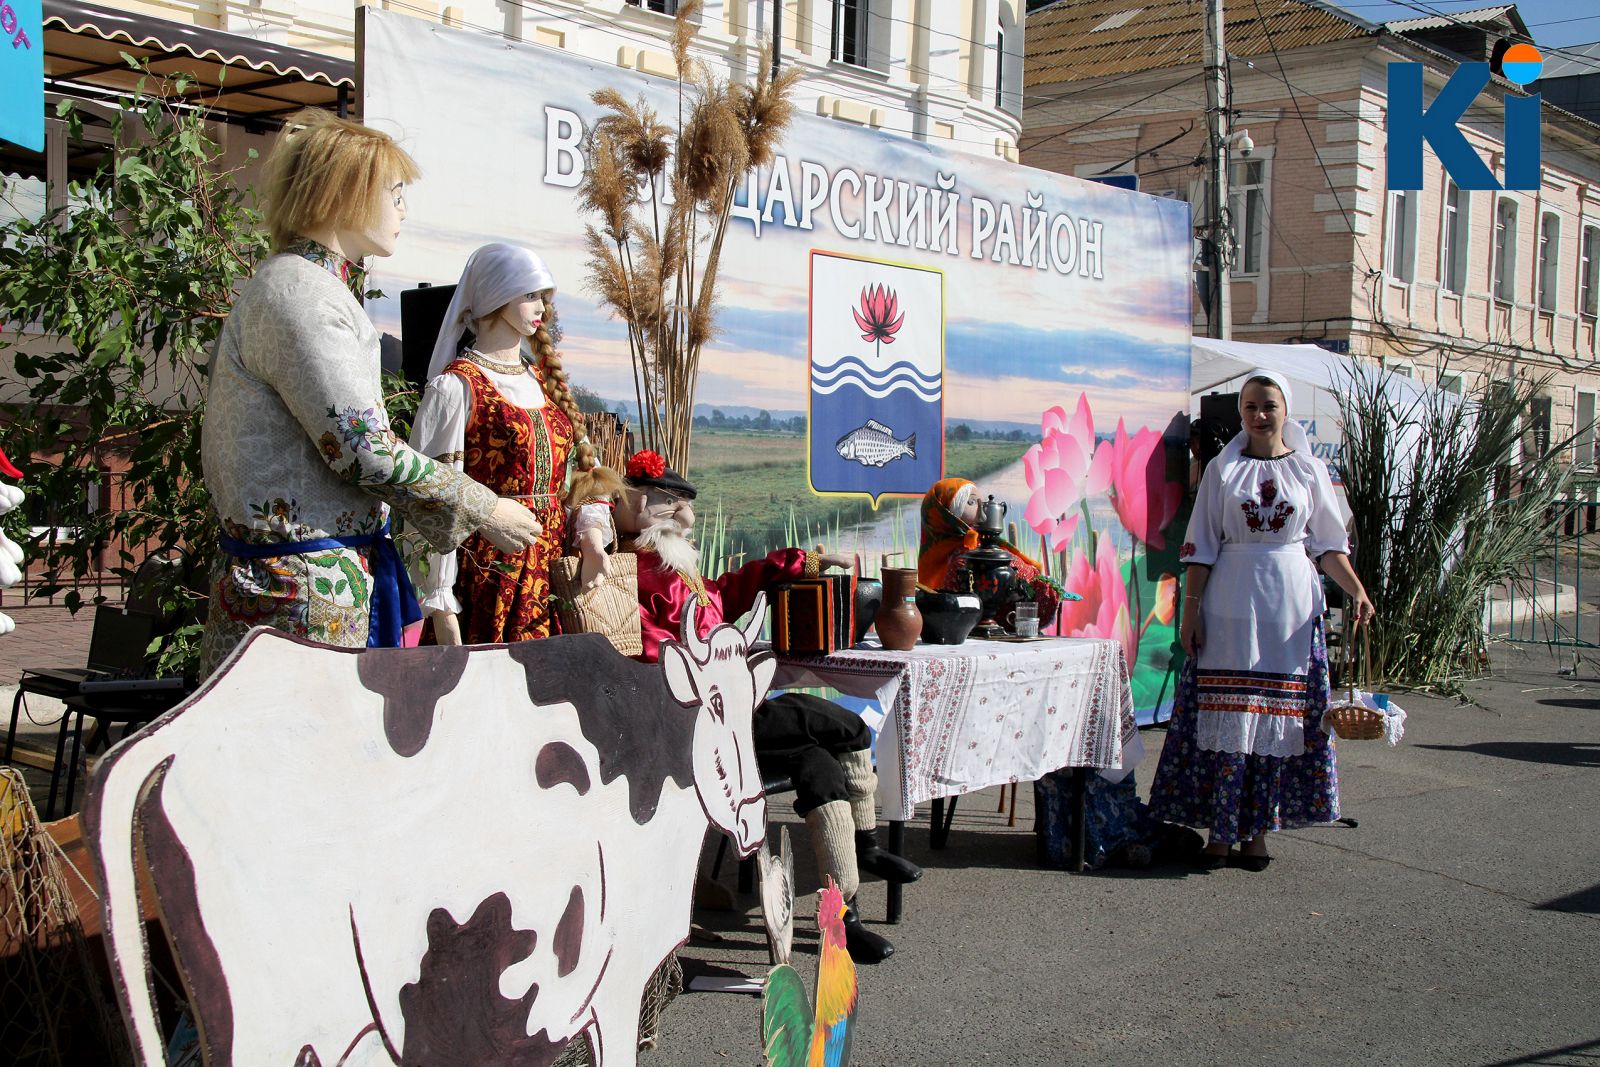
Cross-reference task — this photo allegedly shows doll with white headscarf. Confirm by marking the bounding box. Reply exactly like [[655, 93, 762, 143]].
[[1149, 369, 1375, 872], [408, 243, 602, 645]]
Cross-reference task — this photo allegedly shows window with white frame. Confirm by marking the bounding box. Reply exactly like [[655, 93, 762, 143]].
[[1388, 188, 1417, 283], [624, 0, 677, 12], [831, 0, 868, 67], [1580, 224, 1599, 318], [1493, 198, 1518, 303], [1576, 390, 1597, 470], [1228, 159, 1266, 276], [1440, 179, 1467, 294], [1438, 372, 1465, 395], [1538, 211, 1560, 313]]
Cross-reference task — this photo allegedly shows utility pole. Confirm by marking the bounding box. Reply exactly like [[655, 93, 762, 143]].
[[1204, 0, 1232, 339]]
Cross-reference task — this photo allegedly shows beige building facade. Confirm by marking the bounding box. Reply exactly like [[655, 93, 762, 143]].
[[1023, 0, 1600, 472]]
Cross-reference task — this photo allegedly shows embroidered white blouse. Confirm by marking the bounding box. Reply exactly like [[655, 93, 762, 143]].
[[1179, 448, 1350, 756]]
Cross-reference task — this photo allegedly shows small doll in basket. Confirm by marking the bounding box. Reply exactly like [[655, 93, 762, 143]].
[[564, 463, 627, 593]]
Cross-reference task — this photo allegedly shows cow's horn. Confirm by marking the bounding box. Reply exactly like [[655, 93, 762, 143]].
[[740, 592, 767, 647], [681, 596, 709, 661]]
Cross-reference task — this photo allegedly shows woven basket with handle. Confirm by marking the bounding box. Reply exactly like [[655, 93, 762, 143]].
[[1327, 620, 1384, 741], [550, 552, 642, 657]]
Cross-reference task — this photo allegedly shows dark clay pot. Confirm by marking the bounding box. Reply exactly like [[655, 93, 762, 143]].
[[916, 590, 982, 645], [875, 568, 922, 651], [853, 579, 883, 644]]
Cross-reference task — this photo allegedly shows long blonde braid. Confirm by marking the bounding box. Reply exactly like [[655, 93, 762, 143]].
[[531, 297, 598, 473]]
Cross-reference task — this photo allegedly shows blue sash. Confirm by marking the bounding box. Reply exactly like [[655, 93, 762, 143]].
[[217, 522, 422, 648]]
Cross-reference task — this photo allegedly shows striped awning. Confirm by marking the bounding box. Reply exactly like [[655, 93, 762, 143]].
[[42, 0, 353, 123]]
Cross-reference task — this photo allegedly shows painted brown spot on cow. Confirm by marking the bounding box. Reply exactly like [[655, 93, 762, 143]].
[[509, 635, 694, 825], [357, 645, 469, 757], [554, 886, 584, 978], [398, 893, 566, 1067], [535, 742, 591, 795]]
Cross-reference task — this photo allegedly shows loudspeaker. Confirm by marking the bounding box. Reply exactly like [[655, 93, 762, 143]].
[[399, 283, 459, 389]]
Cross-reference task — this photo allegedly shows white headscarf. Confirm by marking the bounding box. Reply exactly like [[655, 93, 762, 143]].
[[1220, 367, 1311, 460], [425, 243, 557, 381]]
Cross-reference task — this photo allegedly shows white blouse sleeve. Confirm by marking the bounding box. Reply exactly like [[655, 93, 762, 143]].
[[1178, 458, 1224, 567], [1304, 456, 1352, 560], [407, 373, 471, 615], [570, 502, 616, 550]]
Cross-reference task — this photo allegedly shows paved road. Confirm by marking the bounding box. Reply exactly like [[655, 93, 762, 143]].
[[658, 646, 1600, 1067]]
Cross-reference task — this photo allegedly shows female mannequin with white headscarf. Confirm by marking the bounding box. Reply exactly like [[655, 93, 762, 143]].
[[1150, 371, 1374, 871], [408, 243, 599, 645]]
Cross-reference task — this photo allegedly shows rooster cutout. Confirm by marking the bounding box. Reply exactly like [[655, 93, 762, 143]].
[[762, 878, 857, 1067], [0, 446, 25, 637]]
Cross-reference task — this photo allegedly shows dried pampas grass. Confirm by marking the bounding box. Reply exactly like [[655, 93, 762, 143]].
[[578, 9, 798, 477]]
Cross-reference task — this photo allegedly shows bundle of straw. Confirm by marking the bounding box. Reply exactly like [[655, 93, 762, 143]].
[[579, 0, 801, 477]]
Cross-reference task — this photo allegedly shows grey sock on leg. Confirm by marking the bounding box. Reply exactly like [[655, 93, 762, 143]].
[[804, 799, 860, 902]]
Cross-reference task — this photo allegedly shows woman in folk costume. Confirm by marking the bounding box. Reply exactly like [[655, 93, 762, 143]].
[[918, 477, 1065, 625], [1150, 370, 1374, 870], [408, 243, 601, 644], [199, 113, 541, 676]]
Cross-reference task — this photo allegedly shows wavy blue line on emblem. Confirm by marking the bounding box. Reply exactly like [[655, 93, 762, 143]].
[[811, 366, 941, 393], [812, 376, 941, 401], [811, 355, 941, 386]]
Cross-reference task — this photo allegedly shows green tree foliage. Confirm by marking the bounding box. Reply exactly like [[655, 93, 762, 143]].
[[0, 74, 269, 674]]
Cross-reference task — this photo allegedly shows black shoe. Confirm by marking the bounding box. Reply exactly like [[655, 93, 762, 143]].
[[1193, 849, 1231, 871], [1234, 854, 1272, 873], [855, 829, 923, 884], [842, 906, 894, 964]]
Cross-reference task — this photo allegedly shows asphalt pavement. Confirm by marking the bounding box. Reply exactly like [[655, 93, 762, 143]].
[[658, 642, 1600, 1067]]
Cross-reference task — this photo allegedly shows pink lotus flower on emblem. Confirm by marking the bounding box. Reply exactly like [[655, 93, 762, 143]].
[[1023, 394, 1111, 551], [852, 284, 904, 358], [1056, 532, 1136, 669], [1097, 419, 1185, 550]]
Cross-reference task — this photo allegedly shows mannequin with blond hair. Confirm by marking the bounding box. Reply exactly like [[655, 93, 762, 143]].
[[198, 111, 541, 675], [409, 243, 610, 644]]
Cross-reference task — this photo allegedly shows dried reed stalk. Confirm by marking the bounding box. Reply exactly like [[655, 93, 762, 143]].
[[579, 0, 801, 476]]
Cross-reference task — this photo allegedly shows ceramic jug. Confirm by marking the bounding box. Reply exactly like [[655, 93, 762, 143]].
[[876, 567, 922, 651]]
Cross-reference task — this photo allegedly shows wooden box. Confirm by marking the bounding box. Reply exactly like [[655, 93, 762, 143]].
[[770, 575, 855, 656]]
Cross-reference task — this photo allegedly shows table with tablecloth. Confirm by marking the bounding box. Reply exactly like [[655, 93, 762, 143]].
[[768, 635, 1142, 919]]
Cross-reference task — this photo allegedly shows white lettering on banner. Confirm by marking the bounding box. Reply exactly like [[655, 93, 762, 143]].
[[829, 167, 862, 239], [1078, 218, 1104, 279], [991, 202, 1021, 265], [970, 197, 995, 259], [797, 160, 829, 231], [1022, 194, 1048, 269], [544, 106, 584, 189], [861, 174, 894, 243], [729, 172, 763, 236], [1051, 213, 1077, 275], [763, 157, 796, 227], [931, 173, 959, 255], [896, 181, 926, 250]]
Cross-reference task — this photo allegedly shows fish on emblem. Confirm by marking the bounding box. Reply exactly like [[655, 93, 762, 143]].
[[835, 419, 916, 468]]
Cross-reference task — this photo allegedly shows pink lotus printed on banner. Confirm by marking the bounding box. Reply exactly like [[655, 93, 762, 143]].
[[1057, 533, 1136, 669], [1022, 395, 1111, 551], [1101, 418, 1184, 551]]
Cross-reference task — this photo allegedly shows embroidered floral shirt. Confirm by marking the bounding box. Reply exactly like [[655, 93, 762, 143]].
[[201, 250, 497, 554]]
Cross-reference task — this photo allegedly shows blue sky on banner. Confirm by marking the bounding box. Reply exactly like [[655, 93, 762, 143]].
[[362, 9, 1191, 435], [0, 0, 43, 151]]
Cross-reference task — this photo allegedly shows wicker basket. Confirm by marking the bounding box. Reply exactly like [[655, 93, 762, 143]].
[[550, 552, 643, 657], [1327, 621, 1385, 741]]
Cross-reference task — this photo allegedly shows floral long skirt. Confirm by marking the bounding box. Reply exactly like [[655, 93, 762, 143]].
[[1148, 621, 1340, 845]]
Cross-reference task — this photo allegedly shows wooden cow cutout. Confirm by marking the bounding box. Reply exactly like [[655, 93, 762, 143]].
[[84, 598, 774, 1067]]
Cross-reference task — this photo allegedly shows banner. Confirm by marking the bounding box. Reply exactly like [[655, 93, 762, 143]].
[[0, 0, 43, 152], [364, 11, 1194, 721]]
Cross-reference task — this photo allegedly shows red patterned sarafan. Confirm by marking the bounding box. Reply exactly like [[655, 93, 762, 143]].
[[626, 450, 667, 480]]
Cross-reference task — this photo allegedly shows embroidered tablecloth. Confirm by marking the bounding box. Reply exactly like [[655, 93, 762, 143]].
[[769, 637, 1141, 823]]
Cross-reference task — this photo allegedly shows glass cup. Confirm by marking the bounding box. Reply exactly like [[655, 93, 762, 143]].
[[1009, 602, 1039, 638]]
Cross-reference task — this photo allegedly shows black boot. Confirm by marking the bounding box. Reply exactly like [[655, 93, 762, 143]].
[[842, 905, 894, 964], [855, 829, 923, 884]]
